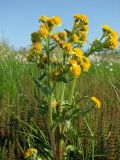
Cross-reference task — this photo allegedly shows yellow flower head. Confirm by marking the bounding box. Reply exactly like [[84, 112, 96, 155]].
[[51, 33, 60, 42], [38, 16, 48, 23], [70, 65, 81, 77], [91, 97, 101, 109], [79, 31, 87, 43], [81, 25, 88, 32], [105, 37, 118, 50], [81, 15, 88, 24], [58, 32, 67, 41], [31, 42, 42, 54], [108, 31, 118, 39], [74, 14, 88, 24], [81, 57, 91, 72], [73, 48, 84, 58], [50, 99, 58, 108], [62, 42, 73, 54], [52, 16, 61, 26], [40, 23, 48, 29], [24, 148, 37, 159], [74, 14, 82, 20], [46, 17, 54, 27], [69, 59, 78, 66], [71, 34, 79, 42], [38, 27, 49, 38], [102, 25, 112, 33]]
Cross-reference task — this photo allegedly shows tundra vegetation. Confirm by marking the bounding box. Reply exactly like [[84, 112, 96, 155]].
[[0, 14, 120, 160]]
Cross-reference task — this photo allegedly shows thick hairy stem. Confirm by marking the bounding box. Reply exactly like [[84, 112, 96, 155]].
[[46, 37, 57, 160]]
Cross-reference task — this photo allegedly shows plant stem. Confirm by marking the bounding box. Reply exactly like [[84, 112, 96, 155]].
[[69, 78, 76, 105], [46, 37, 56, 159], [84, 117, 94, 160]]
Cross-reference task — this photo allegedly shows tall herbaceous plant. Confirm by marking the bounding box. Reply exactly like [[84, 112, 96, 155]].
[[24, 14, 118, 160]]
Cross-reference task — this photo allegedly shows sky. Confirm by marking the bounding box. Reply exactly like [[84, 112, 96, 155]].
[[0, 0, 120, 49]]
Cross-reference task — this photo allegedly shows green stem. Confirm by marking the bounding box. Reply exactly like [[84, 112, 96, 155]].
[[46, 37, 56, 159], [87, 33, 106, 57], [58, 138, 64, 160], [69, 78, 77, 105], [60, 83, 65, 108], [84, 117, 94, 160]]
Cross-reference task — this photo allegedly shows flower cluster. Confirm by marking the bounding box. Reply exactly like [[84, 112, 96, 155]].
[[68, 48, 91, 77], [27, 14, 118, 79], [72, 14, 88, 45], [102, 25, 118, 50], [28, 15, 61, 61]]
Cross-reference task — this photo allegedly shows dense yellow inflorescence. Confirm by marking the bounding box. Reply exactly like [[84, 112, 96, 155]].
[[28, 14, 118, 78], [102, 25, 118, 49]]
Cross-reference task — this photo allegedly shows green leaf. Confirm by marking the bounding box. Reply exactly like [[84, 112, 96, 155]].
[[64, 28, 71, 37]]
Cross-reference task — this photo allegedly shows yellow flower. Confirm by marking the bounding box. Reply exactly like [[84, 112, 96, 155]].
[[91, 97, 101, 109], [108, 31, 118, 39], [31, 42, 42, 54], [40, 23, 48, 29], [38, 16, 48, 23], [50, 99, 58, 108], [74, 14, 82, 20], [102, 25, 112, 33], [70, 65, 81, 77], [79, 31, 87, 43], [105, 37, 118, 50], [72, 34, 79, 42], [69, 59, 78, 66], [51, 34, 60, 42], [81, 25, 88, 32], [81, 57, 91, 72], [46, 17, 54, 27], [24, 148, 37, 159], [58, 32, 67, 41], [62, 42, 73, 54], [74, 14, 88, 24], [52, 16, 61, 26], [73, 48, 84, 59], [38, 27, 49, 38], [81, 15, 88, 24]]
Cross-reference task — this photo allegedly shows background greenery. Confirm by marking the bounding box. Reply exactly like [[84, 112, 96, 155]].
[[0, 41, 120, 160]]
